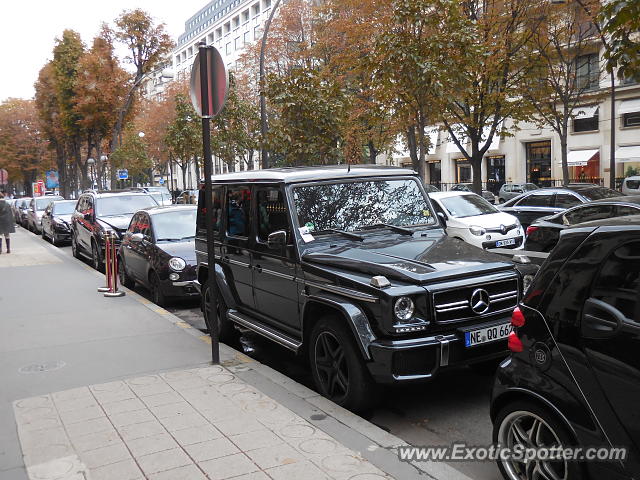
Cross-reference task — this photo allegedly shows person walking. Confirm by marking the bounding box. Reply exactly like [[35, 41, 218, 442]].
[[0, 192, 15, 253]]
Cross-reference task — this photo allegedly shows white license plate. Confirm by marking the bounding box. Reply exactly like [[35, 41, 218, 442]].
[[495, 238, 516, 247], [465, 322, 512, 347]]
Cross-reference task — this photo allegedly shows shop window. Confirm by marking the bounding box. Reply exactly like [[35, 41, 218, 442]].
[[623, 112, 640, 128]]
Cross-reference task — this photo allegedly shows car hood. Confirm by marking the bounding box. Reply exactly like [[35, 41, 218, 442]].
[[156, 240, 196, 263], [302, 232, 513, 285], [451, 211, 520, 229], [55, 214, 73, 224], [97, 215, 134, 232]]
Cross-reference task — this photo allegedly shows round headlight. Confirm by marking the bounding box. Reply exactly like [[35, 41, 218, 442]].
[[169, 257, 186, 271], [469, 225, 486, 236], [394, 296, 415, 321]]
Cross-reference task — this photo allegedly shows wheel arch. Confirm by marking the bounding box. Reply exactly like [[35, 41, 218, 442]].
[[197, 262, 237, 310]]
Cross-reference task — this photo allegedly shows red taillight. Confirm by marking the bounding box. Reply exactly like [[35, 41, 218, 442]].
[[511, 307, 525, 327], [526, 226, 538, 237], [508, 332, 524, 352]]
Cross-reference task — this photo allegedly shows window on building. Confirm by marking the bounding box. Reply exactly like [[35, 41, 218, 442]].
[[234, 37, 241, 50], [623, 112, 640, 128], [576, 53, 600, 91], [187, 46, 193, 57], [573, 106, 599, 132], [226, 42, 232, 55], [175, 55, 181, 64], [233, 16, 240, 29], [216, 28, 222, 39], [252, 2, 260, 16], [242, 9, 250, 23], [254, 25, 262, 40], [207, 33, 214, 43], [526, 140, 552, 187], [263, 0, 271, 9], [244, 31, 250, 45], [224, 22, 230, 34]]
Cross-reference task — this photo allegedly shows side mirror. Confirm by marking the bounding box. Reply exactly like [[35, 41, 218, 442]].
[[130, 233, 144, 243], [267, 230, 287, 250], [437, 212, 447, 227]]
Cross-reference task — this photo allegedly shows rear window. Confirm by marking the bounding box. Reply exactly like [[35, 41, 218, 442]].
[[580, 187, 622, 200], [625, 180, 640, 190], [516, 193, 553, 207]]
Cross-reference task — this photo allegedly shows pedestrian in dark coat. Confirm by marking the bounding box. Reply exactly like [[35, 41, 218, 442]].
[[0, 193, 15, 253]]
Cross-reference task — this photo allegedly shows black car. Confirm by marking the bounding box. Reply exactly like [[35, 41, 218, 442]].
[[118, 206, 199, 306], [71, 191, 158, 270], [195, 166, 536, 411], [491, 215, 640, 480], [16, 197, 32, 227], [41, 200, 76, 246], [499, 184, 622, 229], [525, 195, 640, 252]]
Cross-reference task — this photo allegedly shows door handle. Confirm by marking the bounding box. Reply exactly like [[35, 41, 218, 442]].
[[254, 264, 262, 273], [581, 298, 624, 339], [222, 256, 230, 264]]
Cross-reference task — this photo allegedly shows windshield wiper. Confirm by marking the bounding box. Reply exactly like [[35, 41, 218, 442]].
[[156, 237, 181, 242], [314, 229, 364, 241], [359, 223, 413, 235]]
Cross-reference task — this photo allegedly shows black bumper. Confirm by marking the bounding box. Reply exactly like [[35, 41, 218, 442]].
[[160, 280, 200, 299], [366, 317, 510, 383]]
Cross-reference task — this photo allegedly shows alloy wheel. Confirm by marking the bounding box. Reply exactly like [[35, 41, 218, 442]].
[[498, 410, 567, 480], [91, 242, 102, 270], [314, 331, 349, 403]]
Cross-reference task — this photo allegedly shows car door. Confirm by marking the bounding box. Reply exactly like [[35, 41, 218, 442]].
[[505, 191, 555, 228], [221, 185, 255, 310], [252, 185, 300, 333], [42, 204, 52, 236], [122, 213, 143, 281], [77, 196, 94, 252], [129, 213, 153, 283]]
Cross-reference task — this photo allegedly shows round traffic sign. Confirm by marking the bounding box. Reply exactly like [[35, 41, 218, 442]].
[[190, 46, 229, 118]]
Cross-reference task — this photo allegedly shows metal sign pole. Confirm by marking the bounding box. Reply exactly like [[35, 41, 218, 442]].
[[199, 42, 220, 365]]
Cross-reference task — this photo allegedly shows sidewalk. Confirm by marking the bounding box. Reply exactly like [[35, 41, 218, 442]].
[[1, 229, 471, 480]]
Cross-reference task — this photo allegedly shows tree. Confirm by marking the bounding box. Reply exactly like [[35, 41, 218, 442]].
[[165, 93, 201, 189], [523, 0, 606, 184], [108, 9, 174, 185], [600, 0, 640, 81], [109, 126, 152, 186]]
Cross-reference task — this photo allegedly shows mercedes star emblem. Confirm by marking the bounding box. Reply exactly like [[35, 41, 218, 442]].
[[469, 288, 491, 314], [500, 224, 507, 235]]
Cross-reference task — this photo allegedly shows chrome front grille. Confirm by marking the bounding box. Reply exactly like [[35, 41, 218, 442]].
[[433, 277, 519, 324]]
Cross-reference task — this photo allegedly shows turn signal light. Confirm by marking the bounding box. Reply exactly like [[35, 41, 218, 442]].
[[526, 226, 538, 237], [511, 307, 525, 327], [508, 332, 524, 352]]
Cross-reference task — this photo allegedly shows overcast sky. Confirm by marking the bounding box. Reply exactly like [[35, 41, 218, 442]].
[[0, 1, 208, 102]]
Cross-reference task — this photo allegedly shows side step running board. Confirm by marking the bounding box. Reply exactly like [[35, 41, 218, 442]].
[[227, 310, 302, 353]]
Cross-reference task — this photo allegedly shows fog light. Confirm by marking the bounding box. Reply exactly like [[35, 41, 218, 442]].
[[169, 273, 179, 281]]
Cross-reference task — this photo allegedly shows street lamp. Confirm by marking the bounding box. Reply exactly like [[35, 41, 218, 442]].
[[259, 0, 283, 170]]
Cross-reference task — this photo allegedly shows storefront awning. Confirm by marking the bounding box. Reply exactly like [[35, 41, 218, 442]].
[[575, 105, 598, 119], [559, 149, 599, 167], [616, 145, 640, 163], [619, 99, 640, 115]]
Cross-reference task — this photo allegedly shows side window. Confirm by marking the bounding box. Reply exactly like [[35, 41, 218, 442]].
[[512, 185, 524, 193], [227, 185, 250, 237], [503, 185, 512, 192], [616, 205, 640, 217], [517, 193, 553, 207], [555, 193, 582, 209], [256, 187, 289, 242], [77, 197, 87, 214], [591, 241, 640, 321], [138, 214, 151, 239], [129, 213, 141, 234], [84, 197, 94, 216], [564, 205, 613, 225], [196, 187, 223, 235]]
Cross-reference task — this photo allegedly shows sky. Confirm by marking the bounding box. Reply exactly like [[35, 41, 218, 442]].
[[0, 0, 209, 102]]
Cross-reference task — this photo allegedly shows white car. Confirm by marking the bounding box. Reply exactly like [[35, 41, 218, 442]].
[[429, 191, 524, 250], [621, 176, 640, 196]]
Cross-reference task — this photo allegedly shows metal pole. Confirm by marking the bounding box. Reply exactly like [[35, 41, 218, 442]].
[[199, 42, 220, 364], [259, 0, 283, 170], [610, 73, 616, 189]]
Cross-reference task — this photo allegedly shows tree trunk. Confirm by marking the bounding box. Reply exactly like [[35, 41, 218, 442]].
[[406, 126, 419, 173], [560, 129, 569, 186], [55, 142, 68, 198], [181, 163, 187, 191], [416, 114, 427, 183], [368, 140, 378, 164]]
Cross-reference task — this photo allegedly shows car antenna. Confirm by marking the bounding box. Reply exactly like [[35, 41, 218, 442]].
[[347, 158, 351, 173]]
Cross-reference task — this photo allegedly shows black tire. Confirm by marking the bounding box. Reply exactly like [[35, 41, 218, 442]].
[[91, 241, 104, 272], [71, 233, 81, 259], [118, 257, 135, 289], [309, 315, 377, 413], [493, 400, 584, 480], [51, 232, 59, 247], [202, 283, 237, 343], [149, 271, 167, 307], [41, 227, 47, 242]]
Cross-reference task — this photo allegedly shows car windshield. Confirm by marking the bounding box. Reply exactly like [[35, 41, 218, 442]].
[[53, 201, 76, 215], [152, 209, 197, 241], [580, 187, 622, 200], [293, 178, 435, 233], [97, 195, 157, 216], [150, 192, 171, 203], [525, 183, 539, 191], [440, 194, 498, 218], [36, 197, 57, 210]]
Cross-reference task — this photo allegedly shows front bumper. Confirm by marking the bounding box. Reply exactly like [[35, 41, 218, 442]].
[[160, 279, 200, 299], [367, 316, 510, 383]]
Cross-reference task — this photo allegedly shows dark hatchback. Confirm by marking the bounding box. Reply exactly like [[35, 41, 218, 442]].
[[491, 216, 640, 480], [525, 195, 640, 252], [499, 184, 622, 229], [71, 191, 158, 270], [118, 206, 198, 306], [41, 200, 76, 245]]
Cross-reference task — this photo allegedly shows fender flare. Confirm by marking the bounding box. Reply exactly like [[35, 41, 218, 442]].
[[197, 262, 237, 309], [302, 292, 376, 360]]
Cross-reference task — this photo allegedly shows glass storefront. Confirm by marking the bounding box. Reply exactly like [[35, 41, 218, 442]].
[[428, 161, 441, 187], [456, 159, 472, 183], [526, 141, 552, 187], [486, 155, 505, 194]]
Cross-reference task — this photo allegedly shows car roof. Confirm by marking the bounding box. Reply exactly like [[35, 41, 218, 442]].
[[83, 191, 153, 198], [140, 205, 197, 216], [568, 214, 640, 229], [590, 195, 640, 205], [624, 176, 640, 180], [208, 165, 416, 184]]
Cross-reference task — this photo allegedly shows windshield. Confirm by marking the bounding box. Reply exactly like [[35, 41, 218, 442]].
[[440, 194, 498, 218], [150, 192, 171, 203], [53, 201, 76, 215], [293, 178, 435, 233], [36, 197, 57, 210], [525, 183, 539, 191], [153, 209, 197, 240], [581, 187, 622, 200], [97, 195, 157, 217]]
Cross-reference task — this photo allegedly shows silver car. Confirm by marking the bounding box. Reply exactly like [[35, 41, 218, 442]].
[[27, 196, 64, 233], [497, 182, 538, 203]]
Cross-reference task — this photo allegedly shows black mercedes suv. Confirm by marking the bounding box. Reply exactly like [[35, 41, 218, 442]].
[[196, 166, 536, 411], [491, 215, 640, 480], [71, 191, 157, 270]]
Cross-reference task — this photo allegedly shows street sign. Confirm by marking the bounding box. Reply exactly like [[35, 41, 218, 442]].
[[46, 170, 59, 189], [189, 46, 229, 118], [0, 169, 7, 185], [158, 178, 165, 185], [117, 169, 128, 180]]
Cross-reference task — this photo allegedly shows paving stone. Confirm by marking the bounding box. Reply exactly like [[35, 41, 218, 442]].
[[51, 387, 92, 403], [159, 412, 207, 432], [245, 443, 306, 470], [228, 473, 271, 480], [79, 443, 131, 469], [14, 395, 53, 410], [14, 406, 58, 424], [92, 388, 137, 404], [213, 417, 266, 437], [148, 401, 199, 419], [116, 420, 166, 441], [172, 424, 223, 446], [23, 443, 75, 467], [125, 432, 179, 457], [71, 429, 122, 453], [18, 416, 63, 432], [266, 460, 330, 480], [65, 417, 114, 439], [140, 391, 184, 408], [129, 382, 174, 397], [90, 458, 143, 480], [102, 398, 147, 416], [26, 455, 87, 480], [59, 405, 105, 424], [136, 448, 193, 476], [198, 453, 259, 480], [149, 464, 208, 480], [54, 396, 99, 413], [19, 427, 70, 451], [183, 437, 239, 462], [109, 408, 156, 427], [229, 429, 284, 452], [197, 406, 245, 423]]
